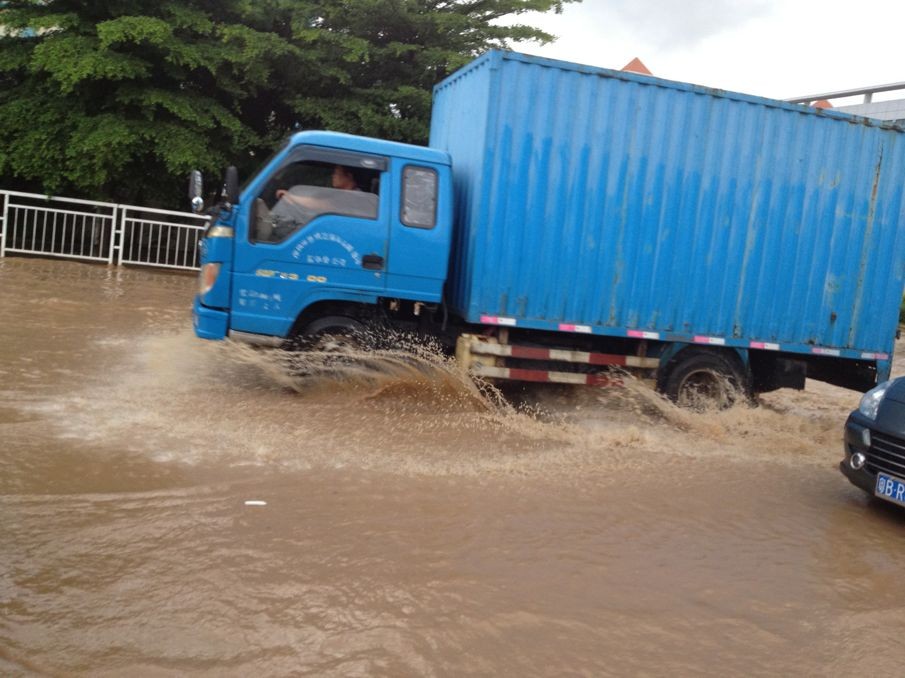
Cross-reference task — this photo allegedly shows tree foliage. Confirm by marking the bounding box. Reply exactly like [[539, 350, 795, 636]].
[[0, 0, 576, 207]]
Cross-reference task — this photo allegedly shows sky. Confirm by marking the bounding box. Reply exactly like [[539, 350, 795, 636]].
[[516, 0, 905, 105]]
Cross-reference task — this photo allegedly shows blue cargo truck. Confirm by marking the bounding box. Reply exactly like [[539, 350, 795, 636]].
[[192, 51, 905, 405]]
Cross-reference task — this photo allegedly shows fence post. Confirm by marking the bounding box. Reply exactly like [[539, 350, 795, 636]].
[[0, 191, 8, 258], [107, 205, 117, 265], [116, 205, 129, 266]]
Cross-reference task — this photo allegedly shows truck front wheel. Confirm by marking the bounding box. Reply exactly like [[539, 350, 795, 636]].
[[659, 349, 750, 410], [299, 316, 366, 352]]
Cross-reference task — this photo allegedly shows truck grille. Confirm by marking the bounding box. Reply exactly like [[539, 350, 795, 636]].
[[867, 432, 905, 478]]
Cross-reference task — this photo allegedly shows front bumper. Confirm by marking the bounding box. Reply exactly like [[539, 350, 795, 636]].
[[839, 459, 875, 494], [840, 414, 876, 494], [839, 402, 905, 500], [193, 295, 228, 340]]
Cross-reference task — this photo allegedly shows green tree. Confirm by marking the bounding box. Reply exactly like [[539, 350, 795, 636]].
[[0, 0, 576, 208]]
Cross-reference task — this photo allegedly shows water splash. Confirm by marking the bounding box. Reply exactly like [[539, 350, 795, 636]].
[[216, 329, 515, 416], [7, 301, 862, 478]]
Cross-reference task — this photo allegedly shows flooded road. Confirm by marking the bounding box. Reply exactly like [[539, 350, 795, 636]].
[[2, 257, 905, 677]]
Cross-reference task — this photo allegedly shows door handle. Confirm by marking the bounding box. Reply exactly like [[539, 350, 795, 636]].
[[362, 254, 384, 270]]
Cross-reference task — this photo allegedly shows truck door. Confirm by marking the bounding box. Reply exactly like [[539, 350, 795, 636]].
[[230, 146, 389, 336], [384, 160, 452, 302]]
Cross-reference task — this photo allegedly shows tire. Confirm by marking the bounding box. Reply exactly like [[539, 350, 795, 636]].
[[280, 316, 368, 376], [659, 349, 750, 410], [299, 315, 366, 352]]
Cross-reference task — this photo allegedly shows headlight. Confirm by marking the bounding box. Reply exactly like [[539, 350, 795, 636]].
[[199, 262, 221, 296], [859, 381, 890, 420]]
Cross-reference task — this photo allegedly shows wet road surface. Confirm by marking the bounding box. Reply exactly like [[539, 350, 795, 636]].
[[2, 257, 905, 677]]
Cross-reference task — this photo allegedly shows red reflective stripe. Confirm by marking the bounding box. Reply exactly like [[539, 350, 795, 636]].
[[750, 341, 780, 351], [560, 323, 593, 333], [508, 346, 552, 361], [694, 335, 726, 345], [480, 315, 516, 326], [627, 330, 659, 340], [588, 353, 628, 366]]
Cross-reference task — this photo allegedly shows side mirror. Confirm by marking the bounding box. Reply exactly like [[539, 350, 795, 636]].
[[189, 170, 204, 213], [223, 166, 239, 206]]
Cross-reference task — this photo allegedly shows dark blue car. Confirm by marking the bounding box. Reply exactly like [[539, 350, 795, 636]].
[[841, 377, 905, 507]]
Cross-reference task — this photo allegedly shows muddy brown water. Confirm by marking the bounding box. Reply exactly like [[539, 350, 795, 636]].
[[2, 257, 905, 677]]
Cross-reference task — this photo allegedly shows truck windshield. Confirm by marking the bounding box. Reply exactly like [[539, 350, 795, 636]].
[[239, 138, 290, 195]]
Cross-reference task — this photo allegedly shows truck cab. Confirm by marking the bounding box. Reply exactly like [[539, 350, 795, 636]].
[[193, 131, 453, 344]]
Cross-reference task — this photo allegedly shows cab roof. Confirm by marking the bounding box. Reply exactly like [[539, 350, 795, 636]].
[[289, 131, 451, 166]]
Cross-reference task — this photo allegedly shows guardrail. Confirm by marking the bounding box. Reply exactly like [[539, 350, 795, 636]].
[[0, 190, 210, 271], [786, 81, 905, 106]]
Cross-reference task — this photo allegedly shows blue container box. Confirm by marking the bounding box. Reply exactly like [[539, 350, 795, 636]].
[[430, 51, 905, 357]]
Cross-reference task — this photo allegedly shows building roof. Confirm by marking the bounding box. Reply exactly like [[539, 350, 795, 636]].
[[621, 57, 652, 75]]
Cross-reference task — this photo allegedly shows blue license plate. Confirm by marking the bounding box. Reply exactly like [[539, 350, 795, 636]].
[[875, 473, 905, 507]]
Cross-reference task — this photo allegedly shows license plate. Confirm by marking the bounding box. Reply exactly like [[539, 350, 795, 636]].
[[875, 473, 905, 507]]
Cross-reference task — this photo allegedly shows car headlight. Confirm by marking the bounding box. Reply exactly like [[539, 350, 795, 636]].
[[859, 381, 890, 420]]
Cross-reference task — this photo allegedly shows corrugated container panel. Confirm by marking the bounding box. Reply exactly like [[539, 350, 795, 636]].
[[430, 51, 905, 353], [430, 57, 493, 318]]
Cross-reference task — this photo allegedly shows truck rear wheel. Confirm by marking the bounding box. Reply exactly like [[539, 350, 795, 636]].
[[659, 349, 749, 410]]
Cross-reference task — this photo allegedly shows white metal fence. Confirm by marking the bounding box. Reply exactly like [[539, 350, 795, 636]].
[[0, 190, 210, 271]]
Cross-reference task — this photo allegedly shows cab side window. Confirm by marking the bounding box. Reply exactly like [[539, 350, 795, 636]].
[[252, 161, 380, 243], [401, 166, 438, 229]]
